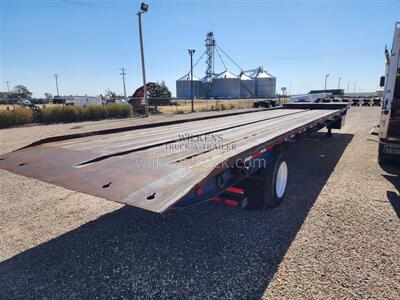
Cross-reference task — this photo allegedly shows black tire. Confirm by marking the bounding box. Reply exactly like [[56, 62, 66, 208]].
[[261, 153, 288, 208], [240, 153, 289, 209]]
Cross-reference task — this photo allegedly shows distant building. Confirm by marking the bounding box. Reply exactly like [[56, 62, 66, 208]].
[[176, 74, 203, 98], [53, 96, 73, 104], [176, 67, 276, 99], [176, 32, 276, 99], [212, 71, 241, 98], [66, 96, 102, 106], [53, 95, 102, 106]]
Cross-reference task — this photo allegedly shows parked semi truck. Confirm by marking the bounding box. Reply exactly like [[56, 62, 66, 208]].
[[378, 22, 400, 164], [0, 103, 348, 213]]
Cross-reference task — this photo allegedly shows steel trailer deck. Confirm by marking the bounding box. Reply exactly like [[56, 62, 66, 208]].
[[0, 104, 348, 213]]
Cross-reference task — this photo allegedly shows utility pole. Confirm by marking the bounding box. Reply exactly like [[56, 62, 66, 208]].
[[137, 2, 149, 117], [347, 81, 350, 93], [188, 49, 196, 113], [353, 82, 356, 93], [324, 74, 329, 90], [54, 74, 60, 96], [338, 76, 342, 89], [120, 68, 127, 99], [5, 81, 10, 92]]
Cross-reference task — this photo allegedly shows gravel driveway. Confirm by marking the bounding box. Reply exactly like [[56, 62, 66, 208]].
[[0, 107, 399, 299]]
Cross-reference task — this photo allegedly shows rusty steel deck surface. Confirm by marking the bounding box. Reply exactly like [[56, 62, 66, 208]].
[[0, 108, 340, 213]]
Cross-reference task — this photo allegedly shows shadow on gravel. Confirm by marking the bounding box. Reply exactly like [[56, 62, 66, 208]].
[[381, 165, 400, 218], [0, 132, 353, 299]]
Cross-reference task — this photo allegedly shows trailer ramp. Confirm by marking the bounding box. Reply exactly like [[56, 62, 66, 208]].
[[0, 107, 345, 213]]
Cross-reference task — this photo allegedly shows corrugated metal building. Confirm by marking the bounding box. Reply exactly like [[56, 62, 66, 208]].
[[176, 73, 202, 98], [176, 68, 276, 99], [212, 71, 241, 98], [239, 73, 256, 98], [254, 69, 276, 98]]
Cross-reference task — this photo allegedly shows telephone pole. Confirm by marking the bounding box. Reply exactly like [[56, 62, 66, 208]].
[[324, 73, 329, 90], [137, 2, 149, 116], [53, 74, 60, 96], [5, 81, 10, 92], [188, 49, 196, 112], [120, 68, 127, 99]]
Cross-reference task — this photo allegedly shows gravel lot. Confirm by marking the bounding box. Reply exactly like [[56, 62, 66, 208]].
[[0, 107, 399, 299]]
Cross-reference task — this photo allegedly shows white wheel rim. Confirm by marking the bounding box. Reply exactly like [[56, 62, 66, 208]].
[[276, 161, 288, 198]]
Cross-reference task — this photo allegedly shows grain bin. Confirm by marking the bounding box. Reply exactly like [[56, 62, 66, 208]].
[[239, 73, 255, 98], [254, 69, 276, 98], [202, 81, 212, 98], [176, 73, 202, 98], [212, 71, 240, 98]]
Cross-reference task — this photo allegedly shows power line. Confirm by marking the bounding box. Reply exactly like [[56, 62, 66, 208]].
[[61, 0, 97, 8], [215, 44, 243, 72], [192, 50, 206, 70], [120, 68, 127, 99], [215, 47, 227, 71], [184, 50, 207, 76]]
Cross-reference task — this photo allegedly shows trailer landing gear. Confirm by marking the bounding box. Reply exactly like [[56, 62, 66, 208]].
[[327, 128, 333, 137]]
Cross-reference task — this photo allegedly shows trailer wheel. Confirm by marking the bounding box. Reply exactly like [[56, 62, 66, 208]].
[[239, 153, 288, 209], [262, 153, 288, 208]]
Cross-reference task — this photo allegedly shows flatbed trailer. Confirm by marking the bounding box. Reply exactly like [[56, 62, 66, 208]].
[[0, 103, 348, 213]]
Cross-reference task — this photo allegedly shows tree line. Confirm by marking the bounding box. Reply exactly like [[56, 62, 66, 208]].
[[0, 81, 172, 102]]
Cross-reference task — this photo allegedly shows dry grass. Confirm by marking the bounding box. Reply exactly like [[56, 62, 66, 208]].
[[0, 103, 63, 111], [159, 98, 288, 114], [1, 98, 290, 115], [159, 100, 252, 114]]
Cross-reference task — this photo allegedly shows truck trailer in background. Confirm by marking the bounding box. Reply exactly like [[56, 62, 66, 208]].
[[290, 93, 332, 102], [65, 96, 102, 107], [378, 22, 400, 164]]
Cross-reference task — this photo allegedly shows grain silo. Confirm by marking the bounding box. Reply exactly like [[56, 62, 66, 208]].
[[212, 71, 240, 98], [254, 69, 276, 98], [176, 73, 202, 98], [176, 33, 278, 99], [239, 73, 255, 98]]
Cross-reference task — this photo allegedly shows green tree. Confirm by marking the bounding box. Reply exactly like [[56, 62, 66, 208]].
[[0, 92, 8, 101], [148, 81, 172, 99], [13, 85, 32, 99], [44, 93, 53, 100], [105, 89, 118, 102]]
